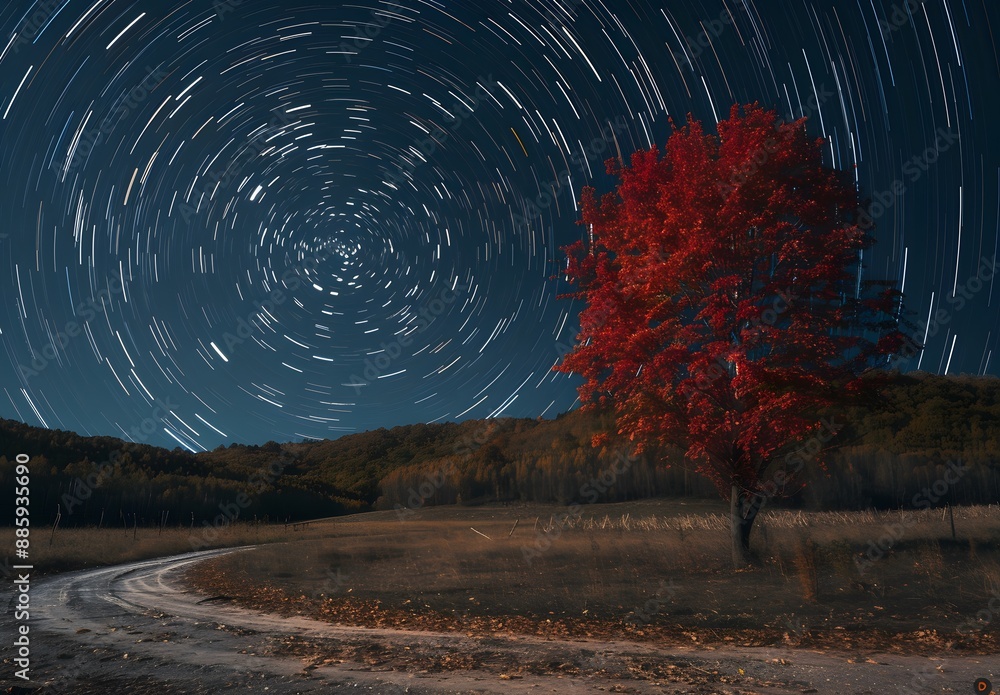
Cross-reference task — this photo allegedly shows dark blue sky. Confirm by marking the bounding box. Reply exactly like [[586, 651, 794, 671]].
[[1, 0, 997, 450]]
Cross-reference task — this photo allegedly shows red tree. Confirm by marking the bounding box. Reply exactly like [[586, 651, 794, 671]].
[[556, 104, 907, 567]]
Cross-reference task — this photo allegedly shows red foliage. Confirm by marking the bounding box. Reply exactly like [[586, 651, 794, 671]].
[[555, 104, 906, 499]]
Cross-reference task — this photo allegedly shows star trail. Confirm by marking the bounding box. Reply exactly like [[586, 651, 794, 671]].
[[0, 0, 998, 450]]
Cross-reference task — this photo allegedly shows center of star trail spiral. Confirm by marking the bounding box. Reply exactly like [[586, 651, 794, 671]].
[[0, 0, 997, 449]]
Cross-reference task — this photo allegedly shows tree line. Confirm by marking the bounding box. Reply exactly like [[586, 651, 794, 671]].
[[1, 371, 999, 527]]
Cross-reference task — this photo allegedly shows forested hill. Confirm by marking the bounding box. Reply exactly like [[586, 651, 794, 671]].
[[2, 371, 1000, 526]]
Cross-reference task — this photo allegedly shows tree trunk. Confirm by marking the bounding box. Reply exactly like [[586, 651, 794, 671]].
[[730, 484, 761, 568]]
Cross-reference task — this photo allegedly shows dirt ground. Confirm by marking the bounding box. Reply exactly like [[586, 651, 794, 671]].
[[3, 502, 999, 693], [1, 548, 996, 694]]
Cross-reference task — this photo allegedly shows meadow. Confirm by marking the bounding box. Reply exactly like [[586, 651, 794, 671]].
[[6, 498, 998, 652], [174, 499, 1000, 654], [0, 518, 333, 575]]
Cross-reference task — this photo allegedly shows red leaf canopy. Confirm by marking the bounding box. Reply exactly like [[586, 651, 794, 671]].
[[556, 104, 906, 497]]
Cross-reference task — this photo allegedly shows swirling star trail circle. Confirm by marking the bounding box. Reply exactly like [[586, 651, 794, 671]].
[[0, 0, 998, 449]]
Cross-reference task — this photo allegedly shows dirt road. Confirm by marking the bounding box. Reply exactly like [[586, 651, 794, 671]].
[[0, 548, 993, 693]]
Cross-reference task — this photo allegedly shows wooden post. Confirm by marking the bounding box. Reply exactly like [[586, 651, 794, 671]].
[[133, 513, 138, 540], [98, 508, 104, 529], [948, 504, 957, 541]]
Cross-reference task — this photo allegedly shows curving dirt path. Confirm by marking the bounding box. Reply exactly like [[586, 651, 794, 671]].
[[0, 548, 994, 694]]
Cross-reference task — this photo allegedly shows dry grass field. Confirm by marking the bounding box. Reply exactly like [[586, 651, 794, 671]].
[[6, 497, 999, 651], [0, 518, 336, 575], [183, 499, 1000, 653]]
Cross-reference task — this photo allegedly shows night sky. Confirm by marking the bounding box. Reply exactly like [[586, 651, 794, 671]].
[[0, 0, 997, 450]]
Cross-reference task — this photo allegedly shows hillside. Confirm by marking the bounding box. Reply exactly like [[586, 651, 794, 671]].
[[1, 371, 1000, 527]]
